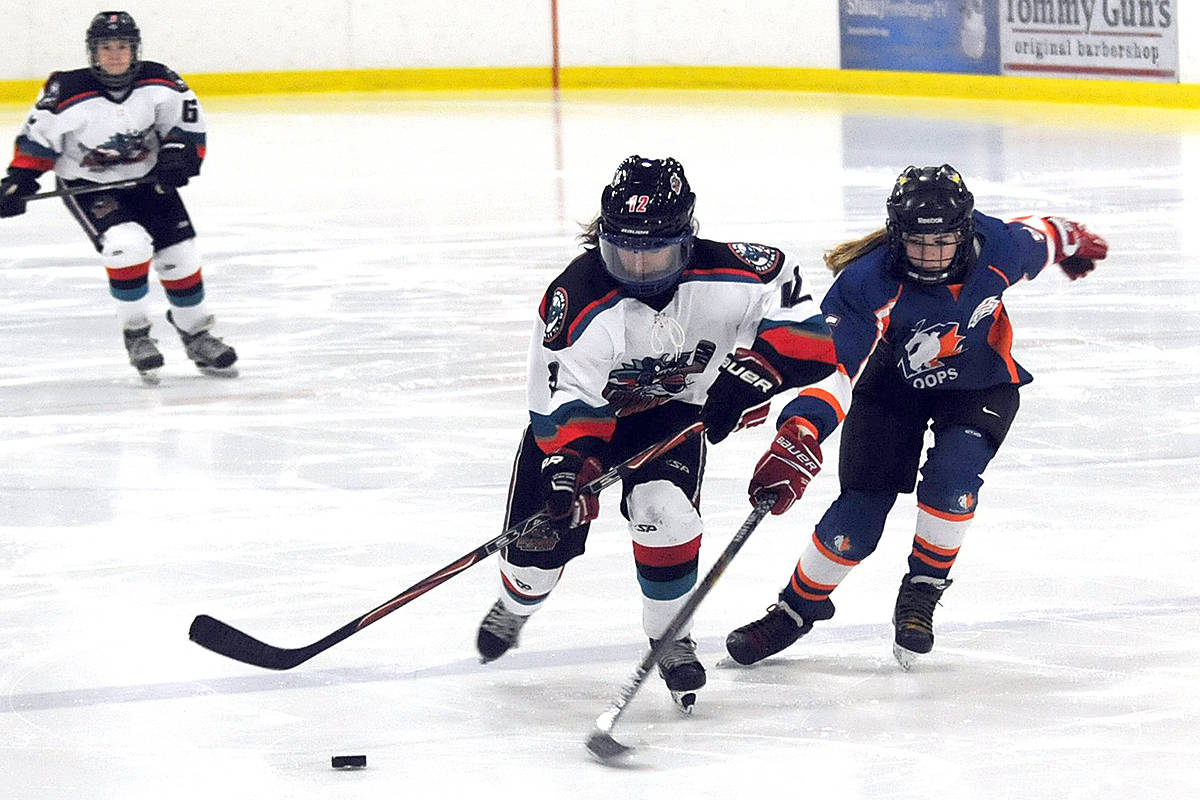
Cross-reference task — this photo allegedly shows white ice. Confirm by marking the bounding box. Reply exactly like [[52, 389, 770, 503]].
[[2, 90, 1199, 799]]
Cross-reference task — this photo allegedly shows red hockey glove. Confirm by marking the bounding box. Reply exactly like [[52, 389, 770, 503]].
[[702, 348, 782, 444], [748, 417, 822, 516], [540, 449, 603, 527], [1046, 216, 1107, 280]]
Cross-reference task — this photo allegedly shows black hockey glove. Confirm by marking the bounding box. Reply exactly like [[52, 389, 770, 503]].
[[153, 141, 201, 187], [0, 169, 40, 218], [539, 448, 603, 527], [702, 348, 782, 444]]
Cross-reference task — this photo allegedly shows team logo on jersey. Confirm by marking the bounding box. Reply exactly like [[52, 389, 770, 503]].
[[824, 313, 840, 329], [543, 287, 568, 342], [832, 534, 852, 554], [79, 127, 155, 170], [957, 492, 977, 512], [728, 242, 783, 274], [36, 81, 61, 111], [602, 339, 716, 416], [899, 320, 965, 382], [968, 296, 1001, 329]]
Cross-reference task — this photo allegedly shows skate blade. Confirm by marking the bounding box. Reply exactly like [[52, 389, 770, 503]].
[[198, 365, 239, 378], [137, 368, 162, 385], [670, 690, 697, 715], [892, 642, 921, 671]]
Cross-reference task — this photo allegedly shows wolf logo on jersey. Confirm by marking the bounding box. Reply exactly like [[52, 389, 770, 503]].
[[602, 339, 716, 416], [901, 321, 965, 380]]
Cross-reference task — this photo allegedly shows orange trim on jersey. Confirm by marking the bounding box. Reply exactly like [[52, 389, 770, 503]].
[[105, 261, 151, 280], [987, 264, 1012, 286], [947, 284, 963, 301], [916, 502, 974, 522], [810, 530, 859, 567], [796, 385, 846, 422], [986, 305, 1021, 382], [196, 145, 207, 159]]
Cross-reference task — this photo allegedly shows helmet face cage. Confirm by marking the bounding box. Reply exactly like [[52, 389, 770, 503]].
[[597, 155, 696, 297], [885, 164, 976, 286], [87, 11, 142, 90]]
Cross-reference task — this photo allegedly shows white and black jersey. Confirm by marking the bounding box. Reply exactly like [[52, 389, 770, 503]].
[[529, 238, 836, 454], [9, 62, 205, 182]]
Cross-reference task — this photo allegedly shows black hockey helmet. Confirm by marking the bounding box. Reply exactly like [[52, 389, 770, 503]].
[[885, 164, 976, 286], [86, 11, 142, 90], [597, 155, 696, 297]]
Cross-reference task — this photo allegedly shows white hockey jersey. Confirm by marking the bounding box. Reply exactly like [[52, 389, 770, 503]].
[[9, 62, 206, 183], [529, 239, 837, 453]]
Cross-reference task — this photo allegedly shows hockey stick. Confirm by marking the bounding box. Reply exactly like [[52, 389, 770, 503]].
[[188, 420, 705, 671], [585, 493, 776, 762], [26, 176, 158, 203]]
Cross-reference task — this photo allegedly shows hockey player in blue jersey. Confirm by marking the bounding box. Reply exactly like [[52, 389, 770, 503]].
[[724, 164, 1108, 669], [0, 11, 237, 382], [475, 155, 837, 709]]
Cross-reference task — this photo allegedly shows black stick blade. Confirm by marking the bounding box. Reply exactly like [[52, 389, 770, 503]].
[[585, 708, 633, 762], [585, 729, 632, 762], [189, 614, 309, 670]]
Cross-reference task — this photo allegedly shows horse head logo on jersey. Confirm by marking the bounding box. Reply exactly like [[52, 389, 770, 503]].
[[899, 320, 965, 383]]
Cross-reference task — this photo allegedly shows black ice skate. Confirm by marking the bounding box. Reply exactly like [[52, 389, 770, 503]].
[[892, 573, 953, 670], [122, 324, 164, 384], [725, 598, 835, 665], [476, 600, 529, 663], [650, 635, 706, 714], [167, 310, 238, 376]]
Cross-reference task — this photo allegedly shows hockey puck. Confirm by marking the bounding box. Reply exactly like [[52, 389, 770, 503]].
[[331, 755, 366, 769]]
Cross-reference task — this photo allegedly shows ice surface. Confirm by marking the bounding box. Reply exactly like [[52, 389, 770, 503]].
[[2, 89, 1199, 798]]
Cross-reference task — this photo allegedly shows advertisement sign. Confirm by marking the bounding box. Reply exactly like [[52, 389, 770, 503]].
[[999, 1, 1178, 82], [841, 1, 1001, 75]]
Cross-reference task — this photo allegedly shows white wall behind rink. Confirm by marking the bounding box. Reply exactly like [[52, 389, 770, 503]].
[[0, 1, 1193, 85], [0, 1, 827, 80]]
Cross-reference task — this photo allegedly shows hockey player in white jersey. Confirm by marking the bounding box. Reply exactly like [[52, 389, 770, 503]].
[[475, 155, 838, 709], [0, 11, 236, 382]]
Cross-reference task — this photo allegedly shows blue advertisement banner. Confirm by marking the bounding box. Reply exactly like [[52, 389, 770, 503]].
[[841, 1, 1001, 75]]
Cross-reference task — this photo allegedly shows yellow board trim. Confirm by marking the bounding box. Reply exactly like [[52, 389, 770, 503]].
[[1, 65, 1197, 108]]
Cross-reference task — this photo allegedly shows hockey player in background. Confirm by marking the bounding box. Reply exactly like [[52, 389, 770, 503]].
[[724, 164, 1108, 669], [475, 154, 837, 709], [0, 11, 236, 382]]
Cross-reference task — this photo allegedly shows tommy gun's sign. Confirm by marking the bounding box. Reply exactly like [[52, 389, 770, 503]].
[[1000, 0, 1178, 82]]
